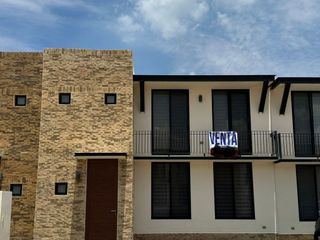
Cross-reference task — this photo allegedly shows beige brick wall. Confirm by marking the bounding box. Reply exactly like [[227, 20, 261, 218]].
[[0, 52, 43, 239], [33, 49, 133, 240]]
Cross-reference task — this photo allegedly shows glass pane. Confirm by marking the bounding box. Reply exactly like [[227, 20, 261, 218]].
[[57, 184, 67, 194], [16, 96, 26, 105], [312, 93, 320, 155], [152, 91, 170, 154], [60, 93, 70, 104], [106, 95, 116, 104], [212, 91, 229, 130], [11, 185, 22, 196], [170, 91, 189, 154], [292, 93, 313, 156], [230, 92, 251, 155]]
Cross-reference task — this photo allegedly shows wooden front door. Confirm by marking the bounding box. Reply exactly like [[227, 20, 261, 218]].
[[85, 159, 118, 240]]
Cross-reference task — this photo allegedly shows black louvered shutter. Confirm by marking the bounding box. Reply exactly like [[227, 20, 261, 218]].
[[233, 163, 254, 218], [152, 163, 170, 218], [296, 165, 318, 220], [214, 163, 254, 219], [214, 163, 234, 219], [170, 163, 191, 218], [152, 163, 191, 219]]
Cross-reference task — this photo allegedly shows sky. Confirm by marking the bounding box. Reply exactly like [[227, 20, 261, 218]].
[[0, 0, 320, 76]]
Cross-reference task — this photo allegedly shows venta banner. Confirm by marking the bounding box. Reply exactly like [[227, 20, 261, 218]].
[[208, 131, 238, 149]]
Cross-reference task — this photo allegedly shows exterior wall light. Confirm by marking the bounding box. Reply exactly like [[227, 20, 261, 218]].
[[75, 171, 81, 182]]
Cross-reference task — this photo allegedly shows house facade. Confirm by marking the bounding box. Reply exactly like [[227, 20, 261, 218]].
[[0, 49, 319, 240]]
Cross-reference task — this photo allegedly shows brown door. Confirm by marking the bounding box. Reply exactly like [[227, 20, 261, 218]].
[[85, 159, 118, 240]]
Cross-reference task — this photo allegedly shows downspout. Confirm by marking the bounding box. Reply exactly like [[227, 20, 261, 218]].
[[269, 84, 278, 240]]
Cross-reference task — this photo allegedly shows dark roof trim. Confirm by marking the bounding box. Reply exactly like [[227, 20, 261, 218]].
[[134, 75, 275, 82], [75, 152, 127, 157], [279, 83, 291, 115], [270, 77, 320, 89], [134, 156, 277, 160], [258, 80, 269, 113], [140, 80, 145, 112], [75, 152, 127, 159]]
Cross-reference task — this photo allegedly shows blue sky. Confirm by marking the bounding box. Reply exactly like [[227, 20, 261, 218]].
[[1, 0, 320, 76]]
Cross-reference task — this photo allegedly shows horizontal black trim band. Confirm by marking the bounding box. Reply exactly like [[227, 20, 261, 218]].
[[133, 75, 275, 82], [270, 77, 320, 89], [134, 156, 278, 160], [274, 159, 320, 163], [75, 152, 127, 157]]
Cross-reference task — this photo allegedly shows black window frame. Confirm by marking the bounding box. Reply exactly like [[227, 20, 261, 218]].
[[212, 89, 252, 155], [151, 162, 191, 219], [55, 182, 68, 195], [296, 165, 320, 221], [10, 184, 22, 196], [214, 162, 255, 220], [151, 89, 190, 155], [59, 93, 71, 105], [292, 91, 320, 157], [15, 95, 27, 106], [105, 93, 117, 105]]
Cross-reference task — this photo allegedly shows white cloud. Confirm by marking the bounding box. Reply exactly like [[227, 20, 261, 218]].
[[115, 0, 210, 40], [0, 0, 99, 24], [115, 15, 144, 42]]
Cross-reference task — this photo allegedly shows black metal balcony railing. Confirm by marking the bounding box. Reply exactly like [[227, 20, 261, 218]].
[[134, 130, 277, 158], [278, 133, 320, 159]]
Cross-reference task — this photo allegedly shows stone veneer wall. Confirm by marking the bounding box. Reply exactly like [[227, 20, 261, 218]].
[[134, 234, 313, 240], [33, 49, 133, 240], [0, 52, 43, 239]]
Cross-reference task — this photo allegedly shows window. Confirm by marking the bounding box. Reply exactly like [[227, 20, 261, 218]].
[[212, 90, 252, 154], [10, 184, 22, 196], [55, 182, 68, 195], [296, 165, 320, 221], [214, 163, 255, 219], [152, 162, 191, 219], [59, 93, 71, 104], [15, 95, 26, 106], [292, 92, 320, 156], [105, 93, 117, 104], [152, 90, 190, 155]]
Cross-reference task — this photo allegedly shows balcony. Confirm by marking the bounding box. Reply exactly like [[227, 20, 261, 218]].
[[278, 133, 320, 160], [134, 130, 278, 159]]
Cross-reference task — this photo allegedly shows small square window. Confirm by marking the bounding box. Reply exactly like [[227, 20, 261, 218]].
[[55, 182, 68, 195], [10, 184, 22, 196], [15, 95, 26, 106], [59, 93, 71, 104], [105, 93, 117, 104]]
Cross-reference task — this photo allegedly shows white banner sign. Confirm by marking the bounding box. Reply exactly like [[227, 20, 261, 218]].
[[209, 131, 238, 149]]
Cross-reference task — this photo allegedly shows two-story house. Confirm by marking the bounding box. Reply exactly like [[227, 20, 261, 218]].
[[0, 49, 319, 240]]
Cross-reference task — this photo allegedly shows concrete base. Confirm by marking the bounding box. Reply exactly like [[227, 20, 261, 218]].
[[134, 234, 313, 240]]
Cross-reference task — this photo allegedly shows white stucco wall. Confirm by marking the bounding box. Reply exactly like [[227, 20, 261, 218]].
[[133, 160, 277, 234], [133, 81, 270, 132], [275, 163, 318, 234], [0, 191, 12, 240]]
